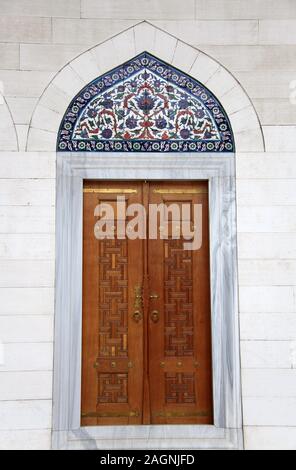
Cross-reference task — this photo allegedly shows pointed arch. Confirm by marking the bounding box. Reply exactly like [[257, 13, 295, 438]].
[[57, 52, 234, 153], [49, 21, 247, 450], [26, 21, 265, 153]]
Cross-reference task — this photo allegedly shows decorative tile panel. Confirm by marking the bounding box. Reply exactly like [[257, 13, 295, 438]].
[[57, 52, 234, 153]]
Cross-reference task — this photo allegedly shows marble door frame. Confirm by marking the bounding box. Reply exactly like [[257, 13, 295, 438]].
[[52, 151, 243, 450]]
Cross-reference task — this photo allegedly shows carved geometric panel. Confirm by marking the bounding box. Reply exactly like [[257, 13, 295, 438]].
[[164, 237, 194, 356], [165, 373, 196, 404], [98, 238, 128, 358], [98, 373, 128, 403]]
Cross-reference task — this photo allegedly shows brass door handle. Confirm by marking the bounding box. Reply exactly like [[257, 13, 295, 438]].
[[133, 310, 142, 322], [134, 285, 143, 309], [150, 310, 159, 323]]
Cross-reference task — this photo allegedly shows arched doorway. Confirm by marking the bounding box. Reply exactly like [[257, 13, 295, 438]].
[[27, 22, 264, 449], [56, 52, 235, 432]]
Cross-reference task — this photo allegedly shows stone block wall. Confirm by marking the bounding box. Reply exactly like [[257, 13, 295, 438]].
[[0, 0, 296, 449]]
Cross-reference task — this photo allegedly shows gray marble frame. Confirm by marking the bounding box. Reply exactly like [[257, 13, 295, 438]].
[[52, 152, 243, 450]]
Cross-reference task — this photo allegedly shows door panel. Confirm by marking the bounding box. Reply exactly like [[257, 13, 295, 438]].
[[148, 182, 213, 424], [81, 181, 144, 425], [81, 180, 213, 426]]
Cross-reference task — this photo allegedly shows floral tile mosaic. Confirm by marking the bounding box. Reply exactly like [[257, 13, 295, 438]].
[[57, 52, 234, 152]]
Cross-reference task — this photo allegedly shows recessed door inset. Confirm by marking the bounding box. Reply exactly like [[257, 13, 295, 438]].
[[81, 181, 213, 426]]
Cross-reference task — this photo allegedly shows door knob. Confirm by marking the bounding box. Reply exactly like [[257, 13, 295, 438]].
[[150, 310, 159, 323], [133, 310, 142, 322]]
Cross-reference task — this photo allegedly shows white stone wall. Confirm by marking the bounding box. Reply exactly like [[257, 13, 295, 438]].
[[0, 0, 296, 449], [0, 151, 55, 449], [236, 148, 296, 449]]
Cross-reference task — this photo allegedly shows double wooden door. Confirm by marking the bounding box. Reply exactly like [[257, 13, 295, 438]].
[[81, 180, 213, 426]]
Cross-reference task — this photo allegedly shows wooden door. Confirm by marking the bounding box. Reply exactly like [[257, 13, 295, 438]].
[[81, 180, 213, 426], [148, 181, 213, 424], [81, 181, 144, 425]]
